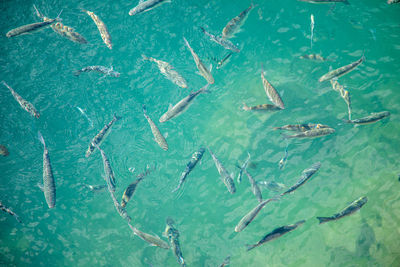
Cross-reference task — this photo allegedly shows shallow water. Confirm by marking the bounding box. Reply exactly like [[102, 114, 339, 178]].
[[1, 0, 400, 266]]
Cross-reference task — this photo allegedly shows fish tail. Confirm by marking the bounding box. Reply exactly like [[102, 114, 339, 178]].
[[246, 244, 257, 251], [343, 0, 350, 5], [342, 119, 351, 124], [281, 133, 293, 139], [199, 26, 206, 33], [141, 54, 149, 61], [73, 70, 82, 76], [38, 131, 45, 147], [200, 84, 211, 94], [242, 102, 250, 111], [113, 113, 122, 121], [183, 37, 190, 49], [317, 216, 331, 224], [142, 104, 147, 114], [56, 9, 63, 21]]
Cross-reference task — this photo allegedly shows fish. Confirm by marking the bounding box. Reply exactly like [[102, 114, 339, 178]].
[[257, 181, 287, 192], [38, 132, 56, 209], [121, 172, 147, 208], [273, 123, 330, 132], [243, 169, 263, 203], [183, 37, 214, 84], [282, 127, 335, 139], [34, 5, 87, 44], [0, 202, 22, 223], [330, 79, 352, 120], [317, 196, 368, 224], [388, 0, 400, 4], [242, 102, 281, 111], [159, 84, 209, 123], [129, 0, 171, 16], [343, 111, 390, 125], [261, 64, 285, 109], [2, 81, 40, 118], [298, 0, 349, 3], [95, 144, 116, 192], [222, 4, 256, 39], [172, 147, 205, 193], [83, 9, 112, 49], [207, 147, 236, 194], [300, 54, 330, 62], [278, 142, 289, 170], [128, 223, 170, 249], [235, 197, 279, 232], [6, 10, 62, 38], [85, 114, 121, 158], [164, 218, 186, 267], [143, 105, 168, 151], [236, 152, 251, 183], [142, 55, 187, 88], [200, 27, 240, 53], [83, 184, 107, 192], [319, 55, 364, 82], [218, 256, 231, 267], [216, 52, 232, 69], [281, 162, 321, 196], [246, 220, 306, 251], [0, 145, 9, 156], [310, 14, 314, 49], [107, 184, 131, 223], [74, 66, 120, 77]]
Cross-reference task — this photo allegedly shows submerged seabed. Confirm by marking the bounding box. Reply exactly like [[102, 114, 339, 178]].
[[1, 0, 400, 266]]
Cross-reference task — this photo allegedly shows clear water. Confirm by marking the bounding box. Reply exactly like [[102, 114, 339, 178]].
[[1, 0, 400, 266]]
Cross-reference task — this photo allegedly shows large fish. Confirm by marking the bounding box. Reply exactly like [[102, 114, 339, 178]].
[[121, 167, 151, 208], [143, 105, 168, 151], [0, 201, 22, 223], [172, 147, 205, 193], [281, 162, 321, 196], [317, 196, 367, 224], [282, 127, 335, 139], [298, 0, 349, 3], [343, 111, 390, 125], [85, 114, 121, 158], [246, 220, 306, 251], [142, 55, 187, 88], [273, 123, 330, 132], [2, 81, 40, 118], [74, 66, 120, 77], [319, 55, 364, 82], [200, 27, 240, 53], [38, 132, 56, 209], [128, 224, 170, 249], [83, 9, 112, 49], [183, 37, 214, 84], [159, 84, 209, 123], [0, 145, 9, 156], [164, 218, 186, 267], [243, 169, 263, 203], [95, 145, 116, 192], [207, 147, 236, 194], [242, 102, 281, 111], [129, 0, 171, 16], [261, 65, 285, 109], [222, 4, 256, 39]]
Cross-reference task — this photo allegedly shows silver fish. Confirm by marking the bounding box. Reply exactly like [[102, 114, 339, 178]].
[[143, 105, 168, 151], [222, 4, 256, 39], [83, 9, 112, 49], [2, 81, 40, 118], [183, 37, 214, 84], [38, 132, 56, 209], [200, 27, 240, 53], [300, 54, 330, 62], [317, 196, 367, 224], [261, 65, 285, 109], [129, 0, 171, 16], [107, 184, 131, 223], [236, 152, 251, 183], [282, 127, 335, 139], [218, 256, 231, 267], [344, 111, 390, 125], [281, 162, 321, 196], [207, 147, 236, 194], [299, 0, 349, 3], [95, 145, 116, 192], [74, 66, 120, 77], [159, 84, 209, 123], [0, 201, 22, 223], [164, 218, 186, 267], [121, 168, 150, 208], [0, 145, 9, 156], [242, 102, 281, 111], [243, 169, 263, 203], [319, 55, 364, 82], [128, 223, 170, 249], [273, 123, 330, 132]]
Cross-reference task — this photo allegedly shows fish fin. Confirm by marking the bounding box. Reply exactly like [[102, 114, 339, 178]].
[[246, 244, 256, 251], [37, 131, 45, 147], [242, 102, 249, 111], [199, 26, 206, 33], [142, 104, 147, 114], [316, 216, 331, 224], [37, 183, 44, 192], [141, 54, 149, 61], [209, 64, 213, 73], [33, 4, 44, 19], [139, 0, 145, 3], [168, 103, 173, 111], [113, 113, 122, 121], [163, 132, 168, 139], [341, 119, 351, 124], [73, 70, 81, 76], [201, 84, 211, 94], [55, 9, 63, 21]]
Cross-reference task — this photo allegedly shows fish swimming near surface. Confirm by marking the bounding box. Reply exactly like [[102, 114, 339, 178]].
[[95, 144, 116, 192], [319, 55, 364, 82], [121, 172, 147, 208], [128, 223, 170, 249], [236, 152, 251, 183], [143, 105, 168, 151], [216, 52, 232, 69], [317, 196, 368, 224], [298, 0, 349, 3], [0, 145, 9, 156], [300, 54, 330, 62], [207, 147, 236, 194], [281, 162, 321, 196], [38, 132, 56, 209], [83, 9, 112, 49], [142, 55, 187, 88], [343, 111, 390, 125], [222, 4, 256, 39], [164, 218, 187, 267], [200, 27, 240, 53], [258, 180, 287, 192], [0, 202, 22, 223], [183, 37, 214, 84], [243, 169, 263, 203], [242, 102, 281, 111], [261, 64, 285, 109], [218, 256, 231, 267], [85, 114, 121, 158], [107, 183, 131, 222], [2, 81, 40, 118], [159, 84, 209, 123], [246, 220, 306, 251], [282, 127, 335, 139], [172, 147, 205, 193], [278, 141, 289, 170], [74, 66, 120, 77], [129, 0, 171, 16], [273, 123, 330, 132]]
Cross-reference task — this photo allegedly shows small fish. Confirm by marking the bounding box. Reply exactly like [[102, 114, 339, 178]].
[[261, 64, 285, 109], [38, 132, 56, 209], [129, 0, 171, 16], [282, 127, 335, 139], [218, 256, 231, 267], [121, 171, 147, 208], [0, 202, 22, 223], [236, 152, 251, 183], [298, 0, 349, 3], [278, 141, 289, 170], [142, 55, 187, 88], [128, 224, 170, 249], [388, 0, 400, 4], [243, 169, 263, 203], [257, 180, 287, 192], [172, 147, 205, 193], [330, 79, 352, 120], [164, 218, 187, 267], [242, 102, 281, 111], [273, 123, 330, 132], [246, 220, 306, 251], [74, 66, 120, 77], [95, 144, 116, 192], [159, 84, 209, 123], [200, 27, 240, 53], [207, 147, 236, 194], [222, 4, 256, 39], [2, 81, 40, 118], [300, 54, 330, 62], [319, 55, 364, 82], [0, 145, 9, 156], [281, 162, 321, 196], [343, 111, 390, 125], [183, 37, 214, 84], [310, 14, 315, 49], [85, 114, 121, 158], [317, 196, 368, 224], [143, 105, 168, 151], [216, 52, 232, 69], [83, 9, 112, 49]]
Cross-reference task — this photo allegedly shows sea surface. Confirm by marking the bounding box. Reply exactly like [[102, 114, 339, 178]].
[[1, 0, 400, 266]]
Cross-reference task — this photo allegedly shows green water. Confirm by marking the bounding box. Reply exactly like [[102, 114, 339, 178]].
[[1, 0, 400, 266]]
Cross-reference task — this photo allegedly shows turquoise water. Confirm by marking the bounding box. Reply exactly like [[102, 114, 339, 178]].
[[1, 0, 400, 266]]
